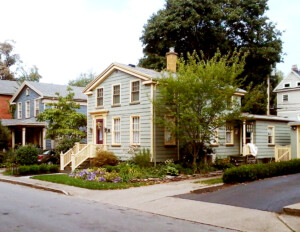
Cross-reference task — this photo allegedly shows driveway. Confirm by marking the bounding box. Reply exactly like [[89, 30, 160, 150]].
[[176, 173, 300, 213]]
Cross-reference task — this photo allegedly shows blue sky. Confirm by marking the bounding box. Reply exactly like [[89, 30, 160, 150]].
[[0, 0, 298, 84]]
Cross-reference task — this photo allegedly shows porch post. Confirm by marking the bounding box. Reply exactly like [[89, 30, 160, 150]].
[[11, 129, 15, 149], [42, 128, 47, 149], [243, 121, 246, 156], [22, 127, 26, 146]]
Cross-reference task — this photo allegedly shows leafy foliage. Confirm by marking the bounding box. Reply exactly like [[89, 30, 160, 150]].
[[68, 72, 96, 87], [0, 41, 20, 80], [130, 148, 151, 168], [37, 87, 87, 147], [0, 120, 11, 150], [17, 164, 59, 175], [18, 65, 42, 82], [90, 150, 119, 167], [15, 144, 38, 165], [154, 50, 246, 166]]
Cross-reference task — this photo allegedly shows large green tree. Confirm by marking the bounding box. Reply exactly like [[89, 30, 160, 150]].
[[155, 50, 246, 167], [140, 0, 282, 113], [68, 72, 96, 87]]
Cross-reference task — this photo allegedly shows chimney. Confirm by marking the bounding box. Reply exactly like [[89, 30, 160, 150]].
[[166, 47, 178, 72], [292, 64, 298, 72]]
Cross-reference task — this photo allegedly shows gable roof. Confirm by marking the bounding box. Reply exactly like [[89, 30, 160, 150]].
[[10, 81, 87, 103], [274, 70, 300, 92], [0, 80, 20, 95], [83, 63, 161, 93]]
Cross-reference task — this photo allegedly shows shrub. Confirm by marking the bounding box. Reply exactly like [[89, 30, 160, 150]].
[[18, 165, 30, 175], [91, 150, 119, 167], [39, 164, 49, 173], [223, 159, 300, 184], [165, 166, 179, 176], [48, 164, 59, 173], [16, 144, 38, 165], [213, 158, 234, 170], [130, 148, 151, 168], [29, 165, 40, 174]]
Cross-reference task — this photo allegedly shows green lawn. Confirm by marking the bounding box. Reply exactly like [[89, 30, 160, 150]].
[[195, 177, 223, 185], [31, 174, 148, 190]]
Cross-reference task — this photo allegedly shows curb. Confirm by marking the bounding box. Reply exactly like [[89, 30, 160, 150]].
[[0, 178, 69, 196], [283, 204, 300, 217]]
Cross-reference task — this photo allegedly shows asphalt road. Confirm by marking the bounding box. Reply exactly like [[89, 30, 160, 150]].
[[0, 182, 234, 232], [176, 173, 300, 213]]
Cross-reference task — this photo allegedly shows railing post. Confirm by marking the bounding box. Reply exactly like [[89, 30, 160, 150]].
[[71, 152, 76, 171], [60, 151, 64, 171], [75, 142, 80, 154]]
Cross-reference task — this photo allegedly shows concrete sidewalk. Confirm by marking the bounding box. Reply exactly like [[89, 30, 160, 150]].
[[0, 171, 299, 232]]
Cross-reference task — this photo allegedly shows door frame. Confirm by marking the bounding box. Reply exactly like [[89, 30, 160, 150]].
[[91, 112, 108, 146]]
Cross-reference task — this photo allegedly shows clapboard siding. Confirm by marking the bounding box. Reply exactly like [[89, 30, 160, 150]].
[[14, 88, 40, 119]]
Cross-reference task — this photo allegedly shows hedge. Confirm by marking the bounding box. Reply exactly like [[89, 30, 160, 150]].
[[223, 159, 300, 184], [17, 164, 59, 176]]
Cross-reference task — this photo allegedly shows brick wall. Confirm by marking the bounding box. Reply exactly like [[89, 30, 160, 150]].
[[0, 95, 13, 119]]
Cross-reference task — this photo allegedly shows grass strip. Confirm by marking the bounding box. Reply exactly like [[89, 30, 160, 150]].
[[195, 177, 223, 185], [31, 174, 148, 190]]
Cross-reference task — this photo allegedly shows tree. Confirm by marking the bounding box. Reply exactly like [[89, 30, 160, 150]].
[[0, 120, 11, 150], [154, 50, 246, 167], [68, 72, 96, 87], [37, 87, 87, 152], [0, 41, 21, 80], [140, 0, 282, 113], [18, 65, 42, 82]]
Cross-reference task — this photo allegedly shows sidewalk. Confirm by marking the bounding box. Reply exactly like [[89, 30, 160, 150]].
[[0, 171, 299, 232]]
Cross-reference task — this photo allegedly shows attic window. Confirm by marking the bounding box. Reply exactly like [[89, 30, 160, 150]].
[[284, 83, 290, 88], [26, 88, 30, 96], [297, 82, 300, 87]]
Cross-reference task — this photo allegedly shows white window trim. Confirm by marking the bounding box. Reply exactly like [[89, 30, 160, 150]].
[[225, 124, 234, 145], [210, 129, 219, 146], [112, 117, 121, 145], [26, 88, 30, 96], [112, 83, 121, 106], [282, 94, 288, 102], [130, 80, 140, 103], [25, 100, 30, 118], [130, 115, 140, 145], [284, 82, 291, 88], [17, 102, 22, 119], [268, 126, 275, 145], [34, 99, 40, 117], [95, 87, 104, 107]]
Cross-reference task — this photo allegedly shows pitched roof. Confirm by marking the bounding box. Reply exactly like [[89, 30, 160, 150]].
[[0, 80, 20, 95], [113, 63, 162, 79], [242, 113, 292, 122], [1, 118, 47, 127]]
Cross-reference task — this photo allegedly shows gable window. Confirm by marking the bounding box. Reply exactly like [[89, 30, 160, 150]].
[[96, 88, 103, 107], [112, 118, 121, 144], [131, 116, 140, 145], [210, 129, 219, 146], [25, 100, 30, 118], [131, 81, 140, 103], [284, 83, 290, 88], [113, 85, 120, 105], [164, 116, 176, 146], [268, 126, 275, 145], [225, 124, 234, 145], [34, 99, 40, 117], [17, 102, 22, 119], [26, 88, 30, 96], [283, 94, 288, 102]]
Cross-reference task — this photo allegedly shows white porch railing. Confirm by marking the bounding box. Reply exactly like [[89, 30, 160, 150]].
[[275, 145, 291, 162]]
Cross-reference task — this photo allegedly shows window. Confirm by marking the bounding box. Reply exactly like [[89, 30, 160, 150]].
[[96, 88, 103, 107], [26, 88, 30, 96], [34, 99, 40, 117], [17, 102, 22, 119], [284, 83, 290, 88], [268, 126, 275, 145], [112, 118, 121, 144], [131, 116, 140, 144], [298, 82, 300, 87], [113, 85, 120, 105], [283, 94, 288, 102], [210, 129, 219, 145], [164, 116, 176, 145], [246, 124, 254, 144], [131, 81, 140, 103], [25, 100, 30, 118], [225, 124, 234, 145]]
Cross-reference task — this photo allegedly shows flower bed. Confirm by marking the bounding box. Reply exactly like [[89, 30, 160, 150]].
[[69, 168, 121, 183]]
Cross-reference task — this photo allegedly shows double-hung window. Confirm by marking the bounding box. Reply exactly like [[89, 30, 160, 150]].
[[96, 88, 103, 107], [112, 118, 121, 144], [283, 94, 288, 102], [268, 126, 275, 145], [131, 116, 140, 145], [113, 85, 120, 105], [17, 102, 22, 119], [34, 99, 40, 117], [225, 124, 234, 145], [25, 100, 30, 118], [131, 81, 140, 103]]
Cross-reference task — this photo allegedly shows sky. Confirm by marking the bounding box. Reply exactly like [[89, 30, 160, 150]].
[[0, 0, 299, 85]]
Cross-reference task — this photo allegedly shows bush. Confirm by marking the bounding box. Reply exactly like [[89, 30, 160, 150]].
[[55, 137, 81, 153], [223, 159, 300, 184], [29, 165, 40, 174], [91, 150, 119, 167], [18, 165, 30, 175], [213, 158, 234, 170], [39, 164, 49, 173], [130, 148, 151, 168], [15, 164, 59, 176], [165, 166, 179, 176], [16, 144, 38, 165], [48, 164, 59, 173]]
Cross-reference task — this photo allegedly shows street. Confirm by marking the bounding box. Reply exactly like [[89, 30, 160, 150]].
[[176, 173, 300, 213], [0, 182, 233, 232]]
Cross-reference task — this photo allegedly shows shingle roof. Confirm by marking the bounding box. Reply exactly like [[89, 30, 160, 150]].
[[0, 80, 20, 95], [113, 63, 162, 79], [27, 81, 86, 100], [1, 118, 47, 127]]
